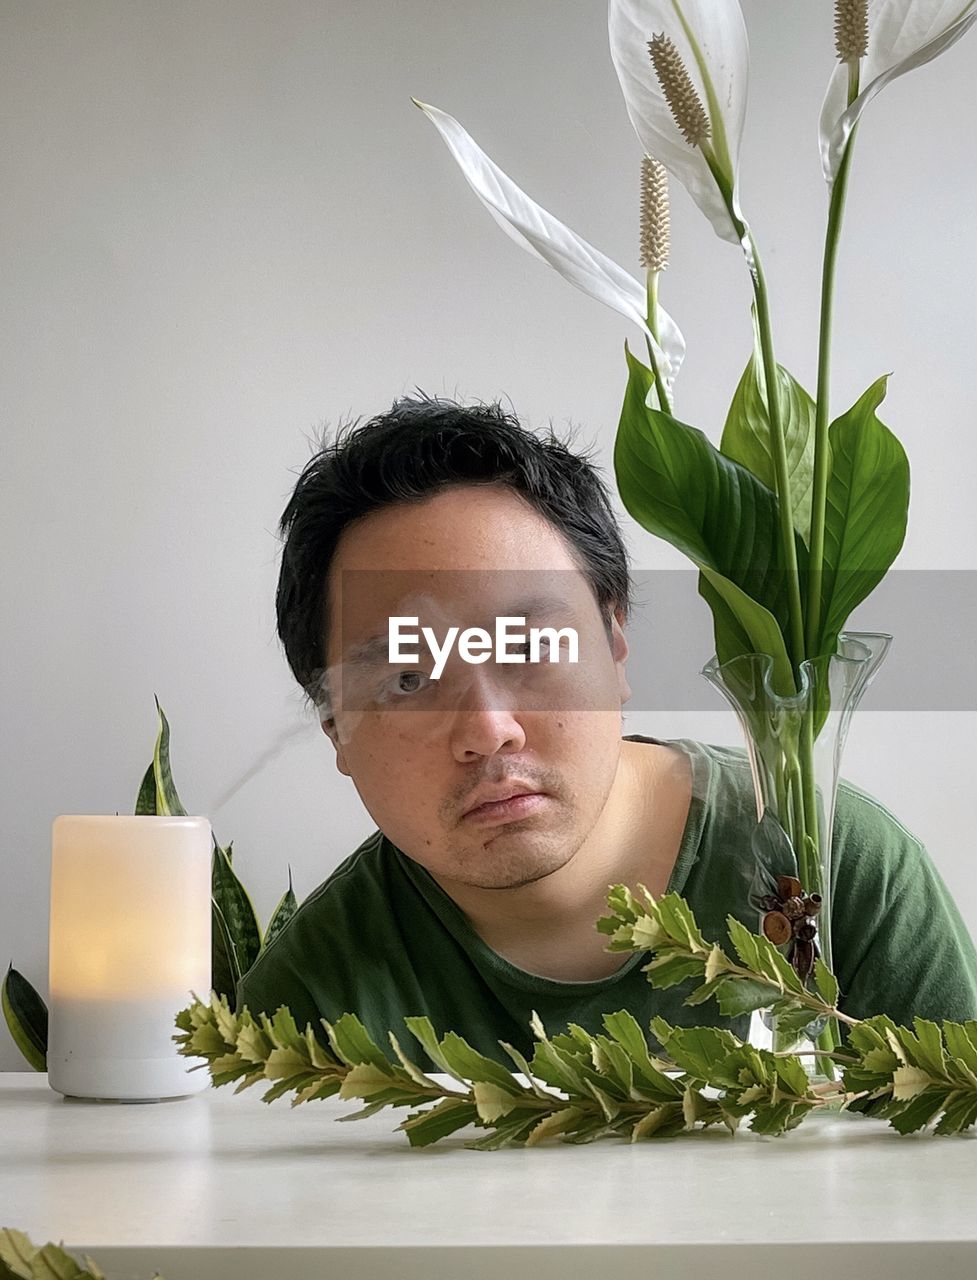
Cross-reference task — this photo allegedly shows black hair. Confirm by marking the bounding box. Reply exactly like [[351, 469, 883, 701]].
[[276, 393, 632, 705]]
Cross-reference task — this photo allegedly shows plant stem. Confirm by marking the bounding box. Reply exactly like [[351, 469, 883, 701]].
[[805, 65, 862, 655], [700, 147, 806, 680], [645, 270, 673, 414], [746, 233, 806, 678]]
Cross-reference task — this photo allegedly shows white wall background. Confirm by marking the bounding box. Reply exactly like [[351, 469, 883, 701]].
[[2, 1, 975, 1071]]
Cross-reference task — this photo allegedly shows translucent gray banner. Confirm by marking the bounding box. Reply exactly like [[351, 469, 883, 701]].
[[326, 569, 976, 714]]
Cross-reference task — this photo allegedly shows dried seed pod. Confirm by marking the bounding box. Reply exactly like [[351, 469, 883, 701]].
[[791, 938, 817, 982], [777, 875, 803, 900], [804, 893, 822, 916], [796, 920, 817, 942], [762, 911, 792, 945], [783, 895, 806, 921]]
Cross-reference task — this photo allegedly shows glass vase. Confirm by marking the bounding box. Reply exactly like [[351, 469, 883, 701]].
[[701, 631, 892, 1077]]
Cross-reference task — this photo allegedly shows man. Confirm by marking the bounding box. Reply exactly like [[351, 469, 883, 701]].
[[237, 395, 977, 1068]]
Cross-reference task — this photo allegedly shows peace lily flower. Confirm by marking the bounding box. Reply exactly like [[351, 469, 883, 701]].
[[820, 0, 977, 186], [608, 0, 750, 247], [413, 99, 685, 402]]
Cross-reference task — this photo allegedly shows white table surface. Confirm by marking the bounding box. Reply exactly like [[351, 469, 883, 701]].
[[1, 1072, 975, 1280]]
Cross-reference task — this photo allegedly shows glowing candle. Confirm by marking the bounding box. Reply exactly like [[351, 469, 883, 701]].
[[48, 815, 212, 1101]]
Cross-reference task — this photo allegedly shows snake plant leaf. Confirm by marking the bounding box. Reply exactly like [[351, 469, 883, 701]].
[[133, 762, 156, 815], [608, 0, 750, 245], [211, 837, 262, 981], [616, 345, 801, 693], [263, 866, 298, 950], [720, 304, 816, 545], [1, 964, 48, 1072], [815, 376, 909, 658], [210, 897, 241, 1008], [820, 1, 977, 188], [151, 696, 187, 816], [413, 98, 685, 399]]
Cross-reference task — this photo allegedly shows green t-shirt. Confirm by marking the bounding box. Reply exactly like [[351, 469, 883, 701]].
[[236, 735, 977, 1069]]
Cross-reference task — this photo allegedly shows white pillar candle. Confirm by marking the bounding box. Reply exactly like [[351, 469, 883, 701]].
[[48, 815, 212, 1101]]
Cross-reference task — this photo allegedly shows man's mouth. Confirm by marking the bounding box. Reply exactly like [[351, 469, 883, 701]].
[[461, 787, 551, 826]]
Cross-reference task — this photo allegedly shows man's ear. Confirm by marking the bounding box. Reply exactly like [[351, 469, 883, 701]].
[[320, 715, 351, 777], [609, 605, 631, 705]]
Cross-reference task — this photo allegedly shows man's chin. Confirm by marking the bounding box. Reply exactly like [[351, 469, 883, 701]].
[[451, 836, 577, 890]]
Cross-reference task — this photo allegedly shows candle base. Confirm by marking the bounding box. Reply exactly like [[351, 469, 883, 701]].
[[61, 1093, 196, 1105], [48, 995, 210, 1101]]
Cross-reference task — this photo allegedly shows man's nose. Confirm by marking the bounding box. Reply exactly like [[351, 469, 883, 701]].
[[447, 669, 527, 761]]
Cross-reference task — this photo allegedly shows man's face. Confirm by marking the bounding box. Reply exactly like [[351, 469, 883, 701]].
[[320, 484, 631, 891]]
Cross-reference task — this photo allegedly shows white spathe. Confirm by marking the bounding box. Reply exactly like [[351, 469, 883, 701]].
[[608, 0, 750, 246], [415, 99, 686, 399], [820, 0, 977, 186]]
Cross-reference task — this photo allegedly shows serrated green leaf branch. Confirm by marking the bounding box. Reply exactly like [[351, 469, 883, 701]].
[[172, 886, 977, 1145]]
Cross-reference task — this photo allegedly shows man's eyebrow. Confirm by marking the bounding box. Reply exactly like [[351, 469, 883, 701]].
[[343, 633, 394, 667], [341, 594, 579, 667]]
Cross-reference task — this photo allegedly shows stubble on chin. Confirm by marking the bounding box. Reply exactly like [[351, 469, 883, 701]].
[[443, 806, 582, 890]]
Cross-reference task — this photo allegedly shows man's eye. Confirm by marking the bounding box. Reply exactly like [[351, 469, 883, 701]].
[[393, 671, 429, 695]]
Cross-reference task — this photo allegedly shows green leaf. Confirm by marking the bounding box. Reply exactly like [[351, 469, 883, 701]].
[[749, 1100, 804, 1136], [888, 1088, 948, 1135], [774, 1054, 810, 1097], [725, 916, 763, 973], [134, 762, 157, 815], [643, 951, 705, 989], [529, 1037, 591, 1097], [910, 1018, 947, 1078], [211, 838, 262, 978], [631, 1103, 685, 1141], [472, 1080, 523, 1123], [769, 1003, 826, 1041], [264, 1005, 308, 1055], [328, 1013, 394, 1071], [891, 1065, 935, 1101], [525, 1106, 585, 1146], [720, 316, 816, 545], [601, 1011, 683, 1100], [403, 1016, 469, 1083], [211, 897, 241, 1007], [399, 1097, 479, 1148], [697, 571, 796, 697], [337, 1062, 404, 1101], [714, 977, 780, 1019], [655, 1025, 741, 1081], [263, 866, 298, 949], [933, 1091, 977, 1136], [816, 376, 910, 656], [436, 1032, 523, 1093], [602, 1010, 655, 1065], [655, 894, 708, 952], [943, 1021, 977, 1077], [0, 1229, 102, 1280], [752, 933, 805, 996], [813, 957, 840, 1008], [590, 1036, 635, 1096], [151, 696, 188, 816], [496, 1041, 556, 1100], [615, 346, 805, 694], [464, 1110, 543, 1151], [2, 964, 48, 1072]]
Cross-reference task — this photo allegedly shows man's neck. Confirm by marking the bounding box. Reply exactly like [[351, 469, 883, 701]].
[[432, 739, 693, 982]]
